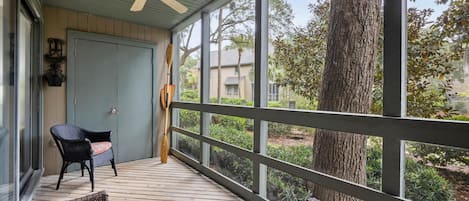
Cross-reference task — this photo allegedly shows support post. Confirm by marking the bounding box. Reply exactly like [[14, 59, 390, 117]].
[[171, 32, 180, 149], [382, 0, 407, 197], [253, 0, 268, 197], [200, 11, 211, 166]]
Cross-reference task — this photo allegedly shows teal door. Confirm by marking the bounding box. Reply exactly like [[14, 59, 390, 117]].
[[68, 34, 155, 163]]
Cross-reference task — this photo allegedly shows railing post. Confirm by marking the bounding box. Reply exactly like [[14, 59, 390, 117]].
[[171, 32, 180, 149], [253, 0, 268, 197], [382, 0, 407, 197], [200, 11, 211, 166]]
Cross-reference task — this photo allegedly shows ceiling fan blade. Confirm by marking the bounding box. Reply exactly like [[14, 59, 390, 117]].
[[130, 0, 147, 12], [161, 0, 188, 14]]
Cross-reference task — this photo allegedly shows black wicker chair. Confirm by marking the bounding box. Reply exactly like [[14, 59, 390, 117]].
[[50, 124, 117, 192]]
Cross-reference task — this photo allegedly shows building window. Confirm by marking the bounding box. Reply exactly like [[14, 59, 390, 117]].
[[226, 85, 239, 96], [268, 83, 279, 101]]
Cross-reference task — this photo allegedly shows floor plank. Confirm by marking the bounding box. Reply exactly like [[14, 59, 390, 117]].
[[33, 157, 242, 201]]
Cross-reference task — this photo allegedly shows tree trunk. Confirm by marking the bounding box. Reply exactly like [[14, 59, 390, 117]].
[[311, 0, 380, 200], [237, 49, 242, 98], [217, 9, 223, 104]]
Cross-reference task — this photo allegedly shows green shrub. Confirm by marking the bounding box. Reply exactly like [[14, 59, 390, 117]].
[[268, 122, 293, 137], [209, 97, 254, 106], [268, 101, 286, 108], [210, 124, 253, 150], [211, 148, 253, 188], [408, 116, 469, 166], [180, 89, 199, 102], [179, 110, 199, 129], [411, 143, 469, 166], [268, 168, 312, 201], [366, 137, 382, 190], [447, 115, 469, 121], [212, 115, 249, 132], [405, 159, 454, 201], [176, 120, 455, 201], [176, 135, 200, 160], [268, 145, 312, 167]]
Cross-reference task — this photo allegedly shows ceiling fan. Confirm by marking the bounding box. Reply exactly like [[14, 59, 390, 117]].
[[130, 0, 188, 14]]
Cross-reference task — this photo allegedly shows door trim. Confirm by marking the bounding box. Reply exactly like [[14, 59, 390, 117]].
[[66, 30, 159, 158]]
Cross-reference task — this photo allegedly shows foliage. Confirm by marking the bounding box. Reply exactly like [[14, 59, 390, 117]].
[[411, 143, 469, 166], [178, 56, 199, 92], [268, 145, 312, 167], [175, 123, 455, 201], [211, 147, 254, 188], [406, 7, 455, 118], [179, 109, 199, 129], [268, 169, 312, 201], [176, 135, 200, 160], [212, 115, 249, 132], [405, 159, 454, 201], [177, 0, 294, 89], [271, 0, 328, 103], [180, 89, 199, 102], [409, 115, 469, 166], [268, 123, 292, 137], [211, 124, 253, 150], [366, 137, 383, 190]]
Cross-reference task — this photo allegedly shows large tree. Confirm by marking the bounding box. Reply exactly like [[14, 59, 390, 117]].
[[272, 0, 468, 199], [311, 0, 381, 200]]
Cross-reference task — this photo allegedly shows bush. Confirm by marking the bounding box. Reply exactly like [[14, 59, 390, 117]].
[[211, 148, 253, 188], [209, 97, 254, 106], [176, 135, 200, 160], [210, 124, 253, 150], [405, 159, 454, 201], [409, 115, 469, 166], [176, 132, 455, 201], [267, 168, 312, 201], [180, 89, 199, 102], [411, 143, 469, 166], [366, 137, 382, 190], [268, 145, 312, 167], [179, 110, 199, 129], [212, 115, 249, 132], [268, 122, 293, 137]]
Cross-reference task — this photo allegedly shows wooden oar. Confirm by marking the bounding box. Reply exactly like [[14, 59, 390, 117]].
[[160, 43, 174, 164]]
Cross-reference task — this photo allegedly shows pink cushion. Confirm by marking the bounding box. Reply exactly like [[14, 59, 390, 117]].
[[91, 142, 112, 155]]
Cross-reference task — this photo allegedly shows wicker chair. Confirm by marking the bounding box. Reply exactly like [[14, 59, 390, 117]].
[[50, 124, 117, 191]]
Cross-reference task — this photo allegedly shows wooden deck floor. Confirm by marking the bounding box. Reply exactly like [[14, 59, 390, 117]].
[[33, 157, 242, 201]]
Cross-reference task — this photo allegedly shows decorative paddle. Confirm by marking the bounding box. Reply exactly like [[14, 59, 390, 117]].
[[160, 43, 175, 164]]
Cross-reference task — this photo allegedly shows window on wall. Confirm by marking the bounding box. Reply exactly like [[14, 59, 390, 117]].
[[178, 20, 201, 103], [267, 83, 278, 102], [225, 85, 238, 96]]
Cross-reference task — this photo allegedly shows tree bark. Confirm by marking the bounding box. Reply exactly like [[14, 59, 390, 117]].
[[237, 48, 242, 98], [312, 0, 381, 200], [217, 9, 223, 104]]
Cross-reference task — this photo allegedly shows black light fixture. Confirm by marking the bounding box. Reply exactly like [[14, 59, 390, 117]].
[[44, 38, 66, 87]]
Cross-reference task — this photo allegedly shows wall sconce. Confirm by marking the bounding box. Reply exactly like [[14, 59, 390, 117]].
[[44, 38, 66, 87]]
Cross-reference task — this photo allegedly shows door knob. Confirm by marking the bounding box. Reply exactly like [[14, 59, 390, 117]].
[[110, 107, 119, 115]]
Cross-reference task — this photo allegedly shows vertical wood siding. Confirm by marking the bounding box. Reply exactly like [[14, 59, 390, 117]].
[[42, 5, 171, 176]]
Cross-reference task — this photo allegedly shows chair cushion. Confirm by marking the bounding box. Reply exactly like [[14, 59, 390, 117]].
[[91, 142, 112, 155]]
